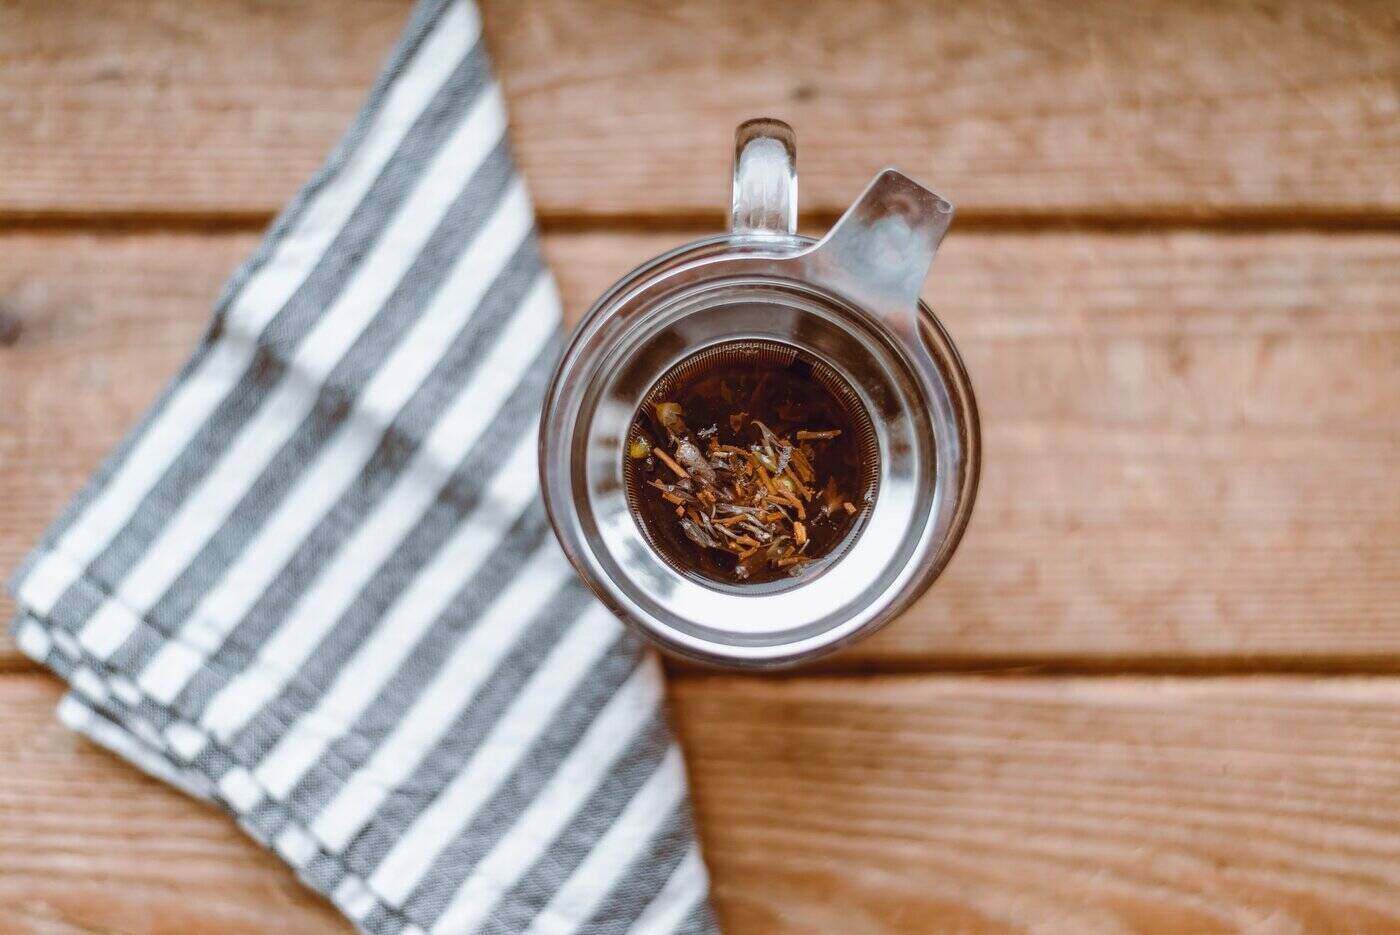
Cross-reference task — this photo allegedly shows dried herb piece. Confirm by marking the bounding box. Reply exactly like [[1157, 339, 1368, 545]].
[[624, 342, 877, 585], [652, 447, 690, 481], [631, 396, 864, 582]]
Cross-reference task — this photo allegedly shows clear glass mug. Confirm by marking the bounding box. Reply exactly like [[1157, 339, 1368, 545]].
[[540, 119, 979, 668]]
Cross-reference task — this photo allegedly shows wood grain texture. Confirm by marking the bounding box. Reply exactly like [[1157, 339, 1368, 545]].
[[0, 0, 410, 221], [4, 672, 1400, 932], [2, 0, 1398, 220], [2, 230, 1397, 671], [0, 675, 347, 933], [671, 674, 1400, 933], [484, 0, 1400, 220]]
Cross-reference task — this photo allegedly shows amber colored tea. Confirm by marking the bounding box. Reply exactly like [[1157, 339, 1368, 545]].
[[623, 339, 878, 586]]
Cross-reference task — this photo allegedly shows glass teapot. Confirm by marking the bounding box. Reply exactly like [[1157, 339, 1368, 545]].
[[540, 119, 979, 668]]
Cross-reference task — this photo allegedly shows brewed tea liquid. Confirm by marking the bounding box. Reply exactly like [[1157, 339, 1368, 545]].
[[624, 340, 878, 586]]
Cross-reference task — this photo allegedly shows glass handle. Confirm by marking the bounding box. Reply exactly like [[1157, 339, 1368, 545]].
[[730, 118, 798, 237], [802, 168, 953, 340]]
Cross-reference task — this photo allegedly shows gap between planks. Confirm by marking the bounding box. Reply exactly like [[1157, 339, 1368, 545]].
[[12, 651, 1400, 681], [2, 208, 1400, 238]]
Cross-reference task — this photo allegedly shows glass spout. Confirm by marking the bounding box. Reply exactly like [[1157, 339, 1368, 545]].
[[803, 169, 954, 339]]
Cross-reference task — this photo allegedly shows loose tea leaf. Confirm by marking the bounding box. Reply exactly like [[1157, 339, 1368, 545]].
[[633, 402, 861, 580], [624, 341, 877, 586]]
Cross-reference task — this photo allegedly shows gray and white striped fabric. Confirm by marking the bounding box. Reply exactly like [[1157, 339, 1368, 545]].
[[7, 2, 717, 932]]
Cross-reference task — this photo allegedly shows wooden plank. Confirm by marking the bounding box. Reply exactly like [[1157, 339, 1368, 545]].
[[2, 230, 1398, 671], [0, 0, 411, 221], [2, 0, 1398, 219], [0, 675, 347, 932], [4, 672, 1400, 931], [484, 0, 1400, 220], [670, 674, 1400, 932]]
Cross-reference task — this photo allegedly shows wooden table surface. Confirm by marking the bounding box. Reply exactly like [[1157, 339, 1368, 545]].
[[2, 1, 1398, 931]]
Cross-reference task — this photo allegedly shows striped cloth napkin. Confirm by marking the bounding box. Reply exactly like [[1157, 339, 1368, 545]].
[[7, 1, 717, 932]]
